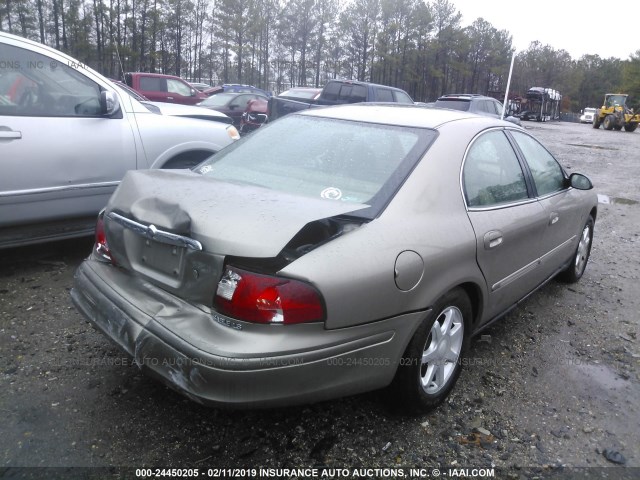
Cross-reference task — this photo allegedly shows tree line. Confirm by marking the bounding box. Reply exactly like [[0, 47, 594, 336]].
[[2, 0, 640, 111]]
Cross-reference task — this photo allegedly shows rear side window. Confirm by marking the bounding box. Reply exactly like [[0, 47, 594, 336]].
[[376, 89, 394, 102], [338, 84, 367, 103], [139, 76, 165, 92], [463, 130, 529, 207]]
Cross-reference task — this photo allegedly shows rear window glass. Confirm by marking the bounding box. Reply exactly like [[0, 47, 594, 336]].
[[139, 76, 165, 92], [196, 115, 436, 217], [434, 99, 470, 111]]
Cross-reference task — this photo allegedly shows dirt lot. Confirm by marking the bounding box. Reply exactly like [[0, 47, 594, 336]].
[[1, 121, 639, 479]]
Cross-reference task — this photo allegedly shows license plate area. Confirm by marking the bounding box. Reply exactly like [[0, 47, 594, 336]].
[[140, 238, 185, 277]]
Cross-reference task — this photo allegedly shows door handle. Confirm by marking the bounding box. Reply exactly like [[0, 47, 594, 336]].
[[0, 129, 22, 140], [167, 96, 174, 100], [549, 212, 559, 225], [483, 230, 503, 249]]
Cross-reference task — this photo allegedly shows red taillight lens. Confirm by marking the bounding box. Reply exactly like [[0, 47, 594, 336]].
[[94, 211, 113, 263], [215, 266, 324, 324]]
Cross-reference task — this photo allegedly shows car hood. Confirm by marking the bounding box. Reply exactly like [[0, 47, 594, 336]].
[[105, 169, 367, 258], [147, 101, 231, 120]]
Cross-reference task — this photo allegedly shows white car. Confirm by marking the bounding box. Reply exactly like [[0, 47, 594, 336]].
[[580, 107, 597, 123], [0, 32, 239, 249]]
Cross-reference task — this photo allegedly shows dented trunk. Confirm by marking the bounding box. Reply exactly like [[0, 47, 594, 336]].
[[102, 169, 366, 304]]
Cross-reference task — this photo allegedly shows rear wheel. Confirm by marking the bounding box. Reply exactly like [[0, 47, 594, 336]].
[[603, 115, 615, 130], [392, 288, 471, 412], [559, 216, 594, 283], [624, 123, 638, 132]]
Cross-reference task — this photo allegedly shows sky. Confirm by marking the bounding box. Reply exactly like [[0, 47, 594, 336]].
[[450, 0, 640, 60]]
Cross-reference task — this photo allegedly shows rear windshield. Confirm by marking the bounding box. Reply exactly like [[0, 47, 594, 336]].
[[434, 99, 471, 111], [196, 114, 436, 218]]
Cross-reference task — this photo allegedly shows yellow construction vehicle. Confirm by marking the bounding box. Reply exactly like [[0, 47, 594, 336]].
[[592, 94, 639, 132]]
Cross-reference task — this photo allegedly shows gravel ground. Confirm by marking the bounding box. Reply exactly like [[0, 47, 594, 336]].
[[1, 121, 639, 479]]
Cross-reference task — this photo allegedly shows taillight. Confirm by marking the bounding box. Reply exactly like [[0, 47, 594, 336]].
[[94, 210, 113, 264], [215, 266, 324, 324]]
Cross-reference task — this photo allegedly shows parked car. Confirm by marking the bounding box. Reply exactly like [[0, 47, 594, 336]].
[[189, 82, 212, 92], [112, 81, 232, 124], [278, 87, 322, 100], [198, 92, 269, 127], [203, 84, 271, 97], [580, 107, 597, 124], [268, 79, 414, 122], [434, 94, 521, 125], [124, 72, 207, 105], [71, 104, 597, 410], [240, 87, 322, 133], [0, 31, 239, 249]]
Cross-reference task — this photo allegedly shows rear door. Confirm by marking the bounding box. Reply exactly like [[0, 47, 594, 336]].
[[0, 37, 137, 240], [462, 129, 549, 320]]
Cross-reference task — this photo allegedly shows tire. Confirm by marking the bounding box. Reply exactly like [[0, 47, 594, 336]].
[[624, 123, 638, 132], [558, 216, 594, 283], [613, 125, 623, 131], [592, 114, 601, 129], [391, 288, 472, 412], [603, 115, 615, 130]]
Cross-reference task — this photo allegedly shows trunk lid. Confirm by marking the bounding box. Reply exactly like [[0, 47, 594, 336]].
[[103, 169, 366, 304]]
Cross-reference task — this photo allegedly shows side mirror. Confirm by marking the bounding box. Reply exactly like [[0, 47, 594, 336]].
[[569, 173, 593, 190], [100, 90, 120, 116], [191, 88, 197, 97]]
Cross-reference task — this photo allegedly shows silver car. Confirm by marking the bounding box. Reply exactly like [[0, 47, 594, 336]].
[[71, 105, 597, 411], [0, 32, 239, 249]]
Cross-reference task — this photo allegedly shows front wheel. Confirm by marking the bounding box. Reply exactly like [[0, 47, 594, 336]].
[[391, 288, 471, 412], [559, 216, 594, 283], [603, 115, 615, 130], [592, 113, 601, 129], [624, 123, 638, 132]]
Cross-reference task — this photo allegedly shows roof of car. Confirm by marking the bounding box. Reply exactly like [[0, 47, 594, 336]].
[[437, 94, 491, 100], [299, 103, 510, 129]]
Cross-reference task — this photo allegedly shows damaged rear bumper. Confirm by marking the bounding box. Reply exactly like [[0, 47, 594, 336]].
[[71, 260, 423, 408]]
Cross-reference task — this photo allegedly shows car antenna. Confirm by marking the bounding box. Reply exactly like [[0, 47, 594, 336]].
[[501, 51, 516, 120], [110, 30, 126, 81]]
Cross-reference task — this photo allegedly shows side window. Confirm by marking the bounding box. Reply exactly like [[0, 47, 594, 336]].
[[493, 100, 504, 116], [463, 130, 529, 207], [338, 84, 367, 103], [376, 89, 394, 102], [0, 42, 102, 117], [167, 79, 192, 96], [394, 90, 414, 104], [139, 76, 165, 92], [510, 131, 565, 196], [321, 82, 340, 101]]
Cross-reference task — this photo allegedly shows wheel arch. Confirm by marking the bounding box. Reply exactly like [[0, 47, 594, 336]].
[[159, 149, 217, 169]]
